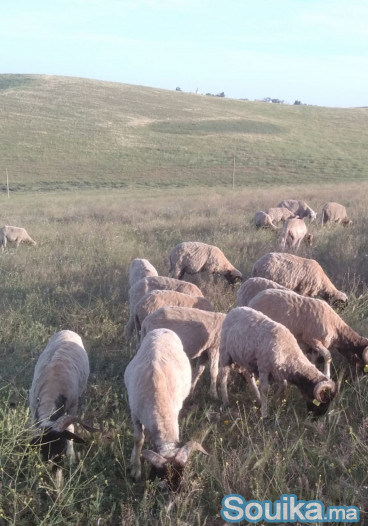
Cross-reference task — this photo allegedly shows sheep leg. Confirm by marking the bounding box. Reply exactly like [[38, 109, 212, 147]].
[[272, 379, 288, 401], [1, 236, 6, 251], [190, 355, 207, 397], [308, 339, 332, 378], [259, 372, 270, 418], [220, 365, 231, 406], [66, 423, 76, 463], [239, 367, 261, 403], [130, 418, 145, 480], [208, 350, 219, 399]]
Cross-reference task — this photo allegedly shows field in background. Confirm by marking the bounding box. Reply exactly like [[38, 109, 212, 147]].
[[1, 182, 368, 525], [1, 74, 368, 192]]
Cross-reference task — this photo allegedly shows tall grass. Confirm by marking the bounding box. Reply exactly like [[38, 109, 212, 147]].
[[0, 182, 368, 525]]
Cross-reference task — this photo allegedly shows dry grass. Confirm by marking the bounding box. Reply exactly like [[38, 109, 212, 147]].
[[0, 182, 368, 524]]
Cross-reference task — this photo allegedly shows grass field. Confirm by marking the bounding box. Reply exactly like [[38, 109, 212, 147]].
[[1, 74, 368, 192], [1, 179, 368, 525]]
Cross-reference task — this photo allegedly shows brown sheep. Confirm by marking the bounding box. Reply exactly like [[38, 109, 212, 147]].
[[140, 306, 226, 399], [321, 202, 353, 226], [168, 241, 243, 284], [280, 218, 313, 251], [128, 258, 158, 287], [248, 289, 368, 378], [237, 277, 289, 307], [1, 225, 37, 250], [266, 207, 296, 224], [251, 252, 347, 305], [277, 199, 317, 222], [220, 307, 336, 417], [124, 276, 204, 343], [253, 211, 279, 230], [134, 289, 215, 342]]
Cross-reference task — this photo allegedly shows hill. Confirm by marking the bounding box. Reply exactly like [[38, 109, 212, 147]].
[[1, 74, 368, 191]]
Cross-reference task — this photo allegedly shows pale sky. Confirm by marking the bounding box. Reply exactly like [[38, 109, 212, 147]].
[[2, 0, 368, 107]]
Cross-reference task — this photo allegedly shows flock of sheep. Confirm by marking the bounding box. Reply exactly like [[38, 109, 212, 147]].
[[25, 197, 365, 491]]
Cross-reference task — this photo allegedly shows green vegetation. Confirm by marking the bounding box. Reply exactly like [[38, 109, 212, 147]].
[[0, 181, 367, 525], [0, 74, 368, 192]]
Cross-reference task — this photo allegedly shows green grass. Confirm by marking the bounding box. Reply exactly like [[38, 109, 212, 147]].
[[1, 74, 368, 192], [0, 182, 368, 524]]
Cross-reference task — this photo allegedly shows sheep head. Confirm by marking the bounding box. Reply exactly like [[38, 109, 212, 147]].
[[224, 269, 243, 285], [30, 416, 96, 461], [306, 379, 336, 416], [142, 440, 208, 491], [329, 290, 348, 306]]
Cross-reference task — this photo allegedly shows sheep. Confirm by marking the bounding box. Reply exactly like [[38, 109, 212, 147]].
[[124, 328, 208, 487], [128, 258, 158, 287], [124, 275, 204, 343], [1, 225, 37, 251], [277, 199, 317, 222], [29, 330, 92, 462], [321, 202, 353, 226], [280, 217, 313, 251], [140, 306, 226, 399], [253, 211, 279, 230], [168, 241, 243, 284], [251, 252, 348, 305], [236, 277, 289, 307], [266, 207, 297, 224], [248, 289, 368, 378], [134, 289, 215, 342], [219, 306, 336, 417]]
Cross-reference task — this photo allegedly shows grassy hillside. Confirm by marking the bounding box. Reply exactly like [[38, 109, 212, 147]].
[[1, 74, 368, 191]]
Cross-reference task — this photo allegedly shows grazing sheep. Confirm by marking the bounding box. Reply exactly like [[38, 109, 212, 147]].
[[248, 289, 368, 378], [134, 289, 215, 342], [277, 199, 317, 222], [280, 218, 313, 251], [124, 275, 204, 343], [220, 307, 336, 417], [321, 202, 353, 226], [29, 330, 92, 462], [1, 225, 37, 250], [128, 258, 158, 287], [253, 211, 279, 230], [266, 207, 297, 224], [252, 252, 347, 305], [168, 241, 243, 284], [237, 277, 289, 307], [124, 328, 208, 486], [140, 306, 226, 399]]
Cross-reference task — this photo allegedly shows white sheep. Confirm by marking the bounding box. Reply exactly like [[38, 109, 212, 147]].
[[124, 328, 208, 486], [321, 202, 353, 226], [168, 241, 243, 284], [134, 289, 215, 342], [248, 289, 368, 378], [253, 211, 279, 230], [252, 252, 347, 305], [1, 225, 37, 251], [29, 330, 92, 462], [276, 199, 317, 222], [220, 307, 336, 417], [124, 275, 204, 343], [236, 277, 289, 307], [128, 258, 158, 287], [140, 306, 226, 399], [280, 217, 313, 251]]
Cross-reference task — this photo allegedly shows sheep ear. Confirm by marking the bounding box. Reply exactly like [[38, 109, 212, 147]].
[[141, 450, 169, 469], [52, 416, 98, 433], [174, 440, 209, 467]]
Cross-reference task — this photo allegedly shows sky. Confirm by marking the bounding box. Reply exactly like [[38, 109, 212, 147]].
[[1, 0, 368, 108]]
